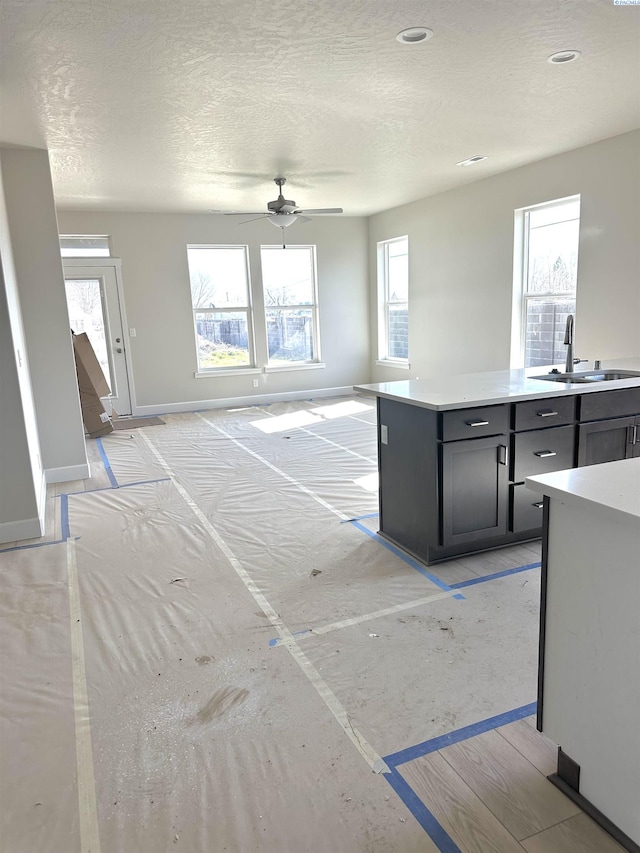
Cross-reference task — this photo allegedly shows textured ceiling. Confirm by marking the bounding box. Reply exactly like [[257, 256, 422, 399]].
[[1, 0, 639, 215]]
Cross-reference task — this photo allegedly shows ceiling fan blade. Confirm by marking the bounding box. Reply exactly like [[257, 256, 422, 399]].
[[239, 215, 272, 224], [223, 211, 269, 216], [295, 208, 343, 215]]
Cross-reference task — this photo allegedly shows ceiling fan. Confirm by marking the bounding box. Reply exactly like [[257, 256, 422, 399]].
[[214, 177, 343, 230]]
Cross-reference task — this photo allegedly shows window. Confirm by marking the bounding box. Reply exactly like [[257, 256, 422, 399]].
[[260, 245, 320, 365], [377, 236, 409, 364], [513, 197, 580, 368], [60, 235, 111, 257], [186, 246, 255, 371]]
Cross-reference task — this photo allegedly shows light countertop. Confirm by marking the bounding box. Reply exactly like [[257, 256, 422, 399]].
[[354, 358, 640, 412], [527, 457, 640, 524]]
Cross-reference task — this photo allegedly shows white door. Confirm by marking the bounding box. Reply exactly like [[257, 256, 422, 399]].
[[63, 261, 132, 415]]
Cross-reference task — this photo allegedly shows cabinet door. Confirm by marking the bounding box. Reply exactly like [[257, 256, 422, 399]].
[[441, 436, 508, 547], [577, 416, 636, 466]]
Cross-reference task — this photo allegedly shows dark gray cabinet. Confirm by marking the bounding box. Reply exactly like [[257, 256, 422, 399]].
[[577, 387, 640, 466], [375, 385, 640, 565], [577, 416, 640, 465], [441, 435, 508, 546]]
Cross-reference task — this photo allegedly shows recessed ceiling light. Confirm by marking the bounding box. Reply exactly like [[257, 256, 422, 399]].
[[456, 155, 488, 167], [547, 50, 581, 64], [396, 27, 433, 45]]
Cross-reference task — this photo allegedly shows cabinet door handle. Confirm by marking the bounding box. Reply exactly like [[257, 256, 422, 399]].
[[534, 450, 557, 458], [536, 410, 558, 418], [532, 501, 544, 509], [466, 419, 489, 427], [497, 445, 508, 465], [628, 425, 638, 445]]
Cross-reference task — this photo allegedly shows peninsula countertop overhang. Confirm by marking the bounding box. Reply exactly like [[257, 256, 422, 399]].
[[354, 358, 640, 412]]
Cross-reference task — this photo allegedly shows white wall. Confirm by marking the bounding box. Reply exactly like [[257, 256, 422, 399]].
[[55, 211, 371, 411], [0, 164, 44, 541], [0, 147, 88, 482], [369, 130, 640, 382]]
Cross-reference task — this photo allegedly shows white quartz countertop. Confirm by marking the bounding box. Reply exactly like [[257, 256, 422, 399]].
[[354, 358, 640, 412], [526, 457, 640, 524]]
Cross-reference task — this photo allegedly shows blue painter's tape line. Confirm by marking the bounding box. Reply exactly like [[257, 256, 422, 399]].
[[384, 702, 537, 769], [450, 561, 541, 590], [384, 768, 463, 853], [65, 477, 172, 497], [268, 629, 310, 647], [96, 437, 118, 488], [60, 493, 70, 540], [0, 538, 65, 553], [350, 520, 464, 598], [340, 512, 379, 524]]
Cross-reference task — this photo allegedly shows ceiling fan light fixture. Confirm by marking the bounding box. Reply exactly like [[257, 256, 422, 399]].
[[269, 214, 298, 228], [396, 27, 433, 45], [547, 50, 581, 64]]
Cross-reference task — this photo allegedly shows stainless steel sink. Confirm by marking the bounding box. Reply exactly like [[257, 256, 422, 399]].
[[531, 369, 640, 384]]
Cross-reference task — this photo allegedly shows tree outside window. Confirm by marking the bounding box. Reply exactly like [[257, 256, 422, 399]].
[[186, 246, 255, 370], [260, 246, 320, 364], [518, 197, 580, 368]]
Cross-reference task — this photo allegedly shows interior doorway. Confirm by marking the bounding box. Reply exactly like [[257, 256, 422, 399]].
[[63, 259, 132, 416]]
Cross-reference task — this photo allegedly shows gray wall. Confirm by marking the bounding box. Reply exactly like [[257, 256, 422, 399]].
[[368, 130, 640, 382], [55, 211, 371, 410], [1, 147, 88, 480], [0, 160, 44, 540]]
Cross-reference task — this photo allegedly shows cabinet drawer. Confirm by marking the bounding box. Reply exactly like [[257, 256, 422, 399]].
[[512, 425, 575, 481], [510, 483, 544, 532], [441, 404, 508, 442], [578, 387, 640, 421], [513, 396, 575, 432]]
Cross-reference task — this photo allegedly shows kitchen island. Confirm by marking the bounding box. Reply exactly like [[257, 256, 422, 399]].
[[527, 458, 640, 852], [355, 359, 640, 565]]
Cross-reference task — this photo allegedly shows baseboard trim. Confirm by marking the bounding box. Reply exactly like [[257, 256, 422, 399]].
[[45, 463, 91, 484], [131, 386, 356, 417], [548, 774, 640, 853], [0, 515, 45, 545]]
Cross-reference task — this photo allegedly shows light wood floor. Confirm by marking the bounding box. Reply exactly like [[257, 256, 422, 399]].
[[398, 714, 626, 852]]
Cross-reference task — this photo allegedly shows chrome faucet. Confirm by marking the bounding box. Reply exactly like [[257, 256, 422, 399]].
[[563, 314, 587, 372]]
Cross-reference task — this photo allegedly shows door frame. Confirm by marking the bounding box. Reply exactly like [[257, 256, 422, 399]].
[[63, 257, 136, 416]]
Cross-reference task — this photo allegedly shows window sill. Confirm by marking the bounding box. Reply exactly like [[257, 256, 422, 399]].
[[195, 367, 263, 378], [376, 359, 411, 370], [264, 362, 326, 373]]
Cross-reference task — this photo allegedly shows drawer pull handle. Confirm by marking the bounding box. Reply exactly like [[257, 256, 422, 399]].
[[466, 419, 489, 427], [534, 450, 557, 458], [536, 410, 559, 418], [532, 501, 544, 509]]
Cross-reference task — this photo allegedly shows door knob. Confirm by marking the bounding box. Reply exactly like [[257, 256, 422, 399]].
[[115, 337, 121, 343], [116, 347, 123, 353]]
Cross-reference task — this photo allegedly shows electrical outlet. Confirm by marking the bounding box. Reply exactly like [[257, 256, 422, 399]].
[[129, 328, 136, 337], [252, 379, 259, 388]]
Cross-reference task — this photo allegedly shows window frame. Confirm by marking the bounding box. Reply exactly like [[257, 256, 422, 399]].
[[511, 196, 580, 369], [377, 236, 409, 368], [60, 235, 111, 257], [260, 244, 323, 371], [186, 244, 258, 375]]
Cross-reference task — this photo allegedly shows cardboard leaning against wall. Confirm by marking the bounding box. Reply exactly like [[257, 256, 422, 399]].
[[72, 332, 114, 438]]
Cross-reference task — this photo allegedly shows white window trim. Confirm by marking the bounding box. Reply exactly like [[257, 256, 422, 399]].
[[375, 359, 411, 370], [188, 244, 257, 373], [262, 244, 322, 366], [511, 196, 580, 369], [377, 236, 409, 364]]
